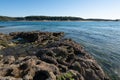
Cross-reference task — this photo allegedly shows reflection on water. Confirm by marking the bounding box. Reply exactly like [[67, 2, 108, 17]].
[[0, 21, 120, 79]]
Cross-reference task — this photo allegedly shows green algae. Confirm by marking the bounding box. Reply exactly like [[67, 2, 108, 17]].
[[57, 71, 75, 80], [0, 40, 8, 47]]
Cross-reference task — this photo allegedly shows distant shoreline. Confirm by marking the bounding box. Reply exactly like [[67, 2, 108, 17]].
[[0, 20, 119, 22], [0, 15, 119, 21]]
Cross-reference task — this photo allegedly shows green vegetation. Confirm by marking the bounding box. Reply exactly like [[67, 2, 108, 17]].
[[0, 15, 117, 21], [25, 16, 84, 21], [0, 16, 84, 21], [0, 16, 15, 21], [57, 71, 75, 80], [0, 40, 8, 47]]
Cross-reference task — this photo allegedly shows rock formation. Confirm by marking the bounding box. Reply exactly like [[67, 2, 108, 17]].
[[0, 31, 109, 80]]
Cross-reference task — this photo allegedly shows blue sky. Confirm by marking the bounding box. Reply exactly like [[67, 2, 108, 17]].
[[0, 0, 120, 19]]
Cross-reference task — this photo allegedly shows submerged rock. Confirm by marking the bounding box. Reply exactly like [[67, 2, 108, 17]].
[[0, 31, 109, 80]]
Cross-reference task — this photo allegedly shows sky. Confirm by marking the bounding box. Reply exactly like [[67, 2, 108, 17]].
[[0, 0, 120, 19]]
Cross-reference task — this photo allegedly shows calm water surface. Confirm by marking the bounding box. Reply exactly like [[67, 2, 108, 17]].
[[0, 21, 120, 79]]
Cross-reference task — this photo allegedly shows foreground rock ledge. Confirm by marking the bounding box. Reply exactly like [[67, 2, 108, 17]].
[[0, 31, 109, 80]]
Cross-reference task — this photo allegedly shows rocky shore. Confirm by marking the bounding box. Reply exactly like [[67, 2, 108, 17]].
[[0, 31, 109, 80]]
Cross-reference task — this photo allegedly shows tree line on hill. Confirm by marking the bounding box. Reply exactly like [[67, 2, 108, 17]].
[[0, 16, 119, 21]]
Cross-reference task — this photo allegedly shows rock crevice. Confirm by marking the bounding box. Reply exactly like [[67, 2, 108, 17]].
[[0, 31, 109, 80]]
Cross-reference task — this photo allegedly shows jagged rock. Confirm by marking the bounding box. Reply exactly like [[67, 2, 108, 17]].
[[0, 56, 59, 80], [0, 31, 110, 80], [9, 31, 64, 43]]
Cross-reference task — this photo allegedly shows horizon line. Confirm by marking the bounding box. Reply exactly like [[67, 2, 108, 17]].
[[0, 15, 119, 20]]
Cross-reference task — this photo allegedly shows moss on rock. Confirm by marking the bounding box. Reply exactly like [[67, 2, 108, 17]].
[[57, 71, 75, 80]]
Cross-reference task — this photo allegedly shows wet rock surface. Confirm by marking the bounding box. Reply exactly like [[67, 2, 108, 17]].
[[0, 31, 109, 80]]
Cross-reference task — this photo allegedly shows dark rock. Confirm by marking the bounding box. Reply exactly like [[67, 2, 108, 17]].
[[10, 31, 64, 44], [0, 31, 110, 80], [33, 70, 51, 80]]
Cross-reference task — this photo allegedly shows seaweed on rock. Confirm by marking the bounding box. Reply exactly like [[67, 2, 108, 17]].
[[0, 31, 110, 80]]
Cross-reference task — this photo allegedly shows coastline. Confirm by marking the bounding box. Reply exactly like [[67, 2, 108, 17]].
[[0, 15, 119, 22], [0, 20, 118, 23], [0, 31, 110, 80]]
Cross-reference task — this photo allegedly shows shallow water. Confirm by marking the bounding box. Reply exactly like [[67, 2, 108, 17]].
[[0, 21, 120, 79]]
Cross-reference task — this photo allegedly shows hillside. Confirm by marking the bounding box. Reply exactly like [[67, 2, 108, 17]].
[[0, 16, 117, 21]]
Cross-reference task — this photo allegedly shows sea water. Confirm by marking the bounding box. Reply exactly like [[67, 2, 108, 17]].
[[0, 21, 120, 79]]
